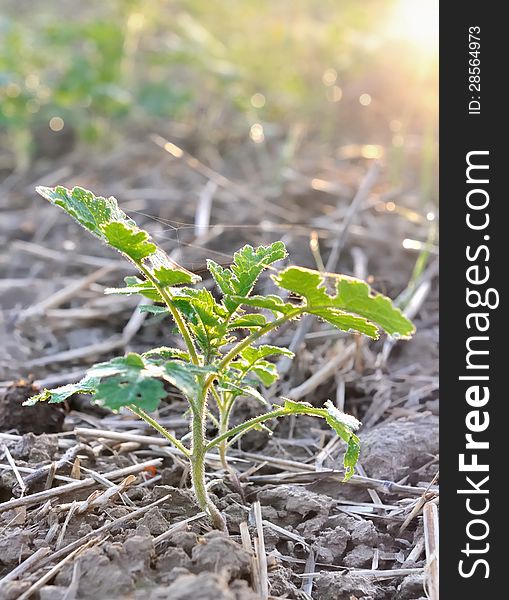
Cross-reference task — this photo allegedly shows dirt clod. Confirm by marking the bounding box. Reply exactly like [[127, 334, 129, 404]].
[[360, 415, 439, 482], [343, 544, 375, 568], [137, 507, 171, 536], [156, 546, 192, 573], [395, 573, 425, 599], [156, 572, 237, 600], [313, 572, 379, 600], [351, 519, 379, 546], [168, 530, 198, 556], [54, 536, 154, 598], [191, 531, 251, 580], [257, 485, 334, 530], [0, 381, 64, 435], [0, 527, 32, 565], [313, 526, 350, 564]]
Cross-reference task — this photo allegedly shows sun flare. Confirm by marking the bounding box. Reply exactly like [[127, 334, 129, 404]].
[[387, 0, 438, 55]]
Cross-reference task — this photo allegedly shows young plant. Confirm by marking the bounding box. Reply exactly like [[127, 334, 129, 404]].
[[25, 186, 415, 530]]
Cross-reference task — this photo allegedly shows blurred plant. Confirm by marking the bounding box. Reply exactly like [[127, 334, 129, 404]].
[[1, 0, 437, 168]]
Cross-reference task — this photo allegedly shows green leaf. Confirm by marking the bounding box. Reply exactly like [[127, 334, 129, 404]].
[[323, 399, 361, 433], [311, 309, 378, 338], [163, 361, 209, 403], [227, 314, 268, 330], [105, 276, 162, 301], [89, 353, 167, 412], [282, 397, 315, 413], [23, 377, 99, 406], [154, 266, 196, 286], [172, 288, 230, 355], [36, 185, 130, 237], [273, 266, 415, 339], [229, 345, 293, 388], [102, 222, 156, 260], [240, 345, 294, 361], [343, 434, 361, 481], [281, 398, 361, 481], [94, 376, 165, 412], [250, 362, 279, 387], [142, 347, 191, 362], [144, 248, 199, 285], [231, 295, 297, 316], [218, 382, 269, 406], [241, 385, 270, 405], [138, 305, 170, 315], [36, 186, 199, 284], [208, 242, 287, 314]]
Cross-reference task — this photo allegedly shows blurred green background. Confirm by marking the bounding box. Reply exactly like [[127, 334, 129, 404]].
[[1, 0, 437, 198]]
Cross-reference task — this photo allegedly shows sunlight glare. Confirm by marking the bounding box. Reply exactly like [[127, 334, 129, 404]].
[[387, 0, 438, 55]]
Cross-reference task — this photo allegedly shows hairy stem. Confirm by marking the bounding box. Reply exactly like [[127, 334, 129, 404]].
[[218, 401, 233, 471], [137, 264, 200, 365], [128, 405, 191, 458], [205, 408, 290, 452], [190, 386, 228, 531]]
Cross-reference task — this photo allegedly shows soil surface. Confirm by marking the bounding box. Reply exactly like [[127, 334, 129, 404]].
[[1, 137, 438, 599]]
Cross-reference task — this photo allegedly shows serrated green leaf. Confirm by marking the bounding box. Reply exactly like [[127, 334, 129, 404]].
[[230, 345, 292, 388], [250, 362, 279, 387], [89, 353, 167, 412], [282, 398, 315, 413], [273, 266, 415, 338], [323, 399, 361, 433], [154, 266, 196, 286], [227, 314, 268, 330], [208, 242, 287, 314], [142, 346, 191, 362], [163, 361, 216, 404], [105, 276, 162, 301], [172, 288, 230, 355], [240, 345, 294, 361], [95, 376, 165, 412], [145, 249, 200, 285], [36, 185, 131, 237], [138, 305, 170, 315], [102, 222, 156, 260], [36, 186, 199, 284], [163, 362, 201, 402], [218, 382, 269, 406], [23, 377, 99, 406], [281, 398, 361, 480], [312, 309, 378, 338], [228, 359, 277, 387], [231, 295, 297, 316], [343, 433, 361, 481]]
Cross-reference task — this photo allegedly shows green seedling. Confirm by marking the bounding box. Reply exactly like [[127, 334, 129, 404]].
[[25, 186, 415, 530]]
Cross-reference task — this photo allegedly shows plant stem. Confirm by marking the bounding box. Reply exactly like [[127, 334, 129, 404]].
[[190, 386, 227, 531], [137, 264, 200, 365], [205, 408, 290, 451], [128, 405, 191, 458], [218, 403, 233, 471]]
